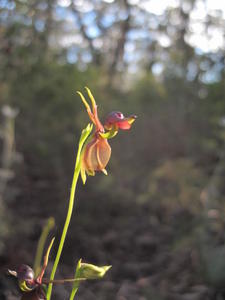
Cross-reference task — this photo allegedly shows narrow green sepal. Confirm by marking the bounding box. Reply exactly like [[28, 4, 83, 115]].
[[79, 263, 111, 279], [100, 129, 118, 139], [79, 124, 93, 149], [80, 162, 87, 185], [69, 259, 82, 300], [33, 217, 55, 277]]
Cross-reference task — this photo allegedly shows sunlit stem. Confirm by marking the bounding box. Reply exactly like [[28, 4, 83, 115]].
[[46, 124, 93, 300], [33, 217, 55, 277]]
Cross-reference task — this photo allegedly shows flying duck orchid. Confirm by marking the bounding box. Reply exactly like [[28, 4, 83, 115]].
[[77, 87, 136, 184]]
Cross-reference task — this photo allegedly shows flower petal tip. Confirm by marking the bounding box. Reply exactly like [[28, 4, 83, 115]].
[[83, 123, 92, 133], [128, 115, 137, 123], [8, 270, 17, 277], [81, 168, 87, 185], [102, 169, 108, 175]]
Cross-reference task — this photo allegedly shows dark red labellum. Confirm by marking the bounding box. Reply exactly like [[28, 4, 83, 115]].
[[17, 265, 34, 282]]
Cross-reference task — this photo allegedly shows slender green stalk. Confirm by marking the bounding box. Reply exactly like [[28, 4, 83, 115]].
[[69, 259, 82, 300], [46, 124, 93, 300], [33, 217, 55, 277]]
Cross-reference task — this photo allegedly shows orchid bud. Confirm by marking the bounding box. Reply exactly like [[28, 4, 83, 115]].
[[79, 263, 111, 279]]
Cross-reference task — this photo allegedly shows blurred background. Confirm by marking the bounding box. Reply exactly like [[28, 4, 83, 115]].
[[0, 0, 225, 299]]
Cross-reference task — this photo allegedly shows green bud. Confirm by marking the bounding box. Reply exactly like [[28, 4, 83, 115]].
[[79, 263, 111, 280]]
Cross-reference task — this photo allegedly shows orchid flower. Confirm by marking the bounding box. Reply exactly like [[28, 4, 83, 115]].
[[77, 87, 136, 184]]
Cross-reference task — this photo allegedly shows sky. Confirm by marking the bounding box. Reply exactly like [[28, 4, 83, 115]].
[[57, 0, 225, 53], [127, 0, 225, 53], [136, 0, 225, 17]]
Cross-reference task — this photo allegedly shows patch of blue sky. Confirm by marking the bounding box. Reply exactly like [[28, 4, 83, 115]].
[[86, 25, 101, 38], [195, 48, 204, 55], [101, 14, 116, 28], [82, 10, 96, 26], [152, 62, 164, 76], [199, 59, 224, 83], [201, 69, 221, 83], [133, 12, 153, 27], [124, 47, 142, 63], [186, 61, 198, 81], [67, 49, 78, 64], [148, 17, 160, 29], [0, 11, 9, 22], [0, 0, 7, 8], [118, 9, 129, 20], [34, 20, 45, 32], [55, 6, 69, 20], [54, 5, 76, 26], [127, 29, 149, 40], [0, 0, 15, 10]]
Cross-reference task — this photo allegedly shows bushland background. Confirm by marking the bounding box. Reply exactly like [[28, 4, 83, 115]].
[[1, 0, 225, 299]]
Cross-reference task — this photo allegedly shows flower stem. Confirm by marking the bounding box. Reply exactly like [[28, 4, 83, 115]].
[[46, 124, 93, 300]]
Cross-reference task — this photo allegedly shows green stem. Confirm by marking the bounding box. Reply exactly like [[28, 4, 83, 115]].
[[46, 124, 93, 300]]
